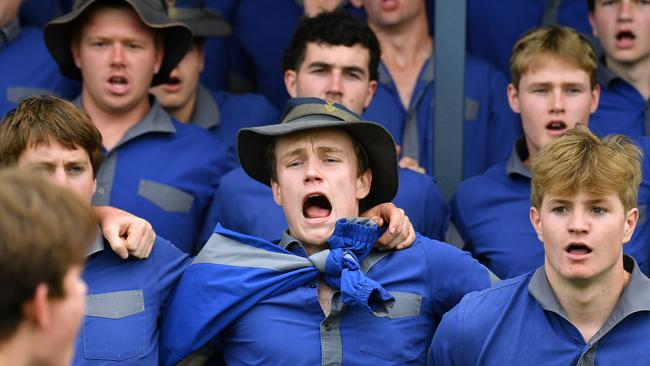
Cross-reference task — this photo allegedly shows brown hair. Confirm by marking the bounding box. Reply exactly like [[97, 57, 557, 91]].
[[0, 95, 103, 177], [510, 25, 597, 90], [266, 127, 369, 183], [531, 126, 642, 211], [0, 169, 96, 341]]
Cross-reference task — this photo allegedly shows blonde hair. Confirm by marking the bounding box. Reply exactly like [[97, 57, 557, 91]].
[[531, 126, 642, 211], [510, 25, 597, 90]]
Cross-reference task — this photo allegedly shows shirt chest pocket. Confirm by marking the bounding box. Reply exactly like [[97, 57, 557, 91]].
[[82, 290, 146, 361], [138, 179, 194, 213], [356, 291, 425, 362]]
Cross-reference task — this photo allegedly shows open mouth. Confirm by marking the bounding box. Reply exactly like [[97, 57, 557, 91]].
[[616, 30, 636, 42], [302, 193, 332, 219], [566, 243, 592, 256], [108, 75, 128, 87], [546, 121, 567, 131], [615, 30, 636, 48], [165, 76, 181, 86]]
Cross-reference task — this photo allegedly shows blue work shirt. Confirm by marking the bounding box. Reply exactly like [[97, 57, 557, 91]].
[[589, 56, 649, 138], [466, 0, 592, 79], [162, 227, 493, 366], [452, 139, 650, 278], [74, 233, 191, 365], [201, 166, 450, 245], [0, 23, 80, 115], [189, 84, 279, 154], [429, 255, 650, 366], [200, 0, 239, 91], [80, 97, 235, 254], [363, 56, 521, 178]]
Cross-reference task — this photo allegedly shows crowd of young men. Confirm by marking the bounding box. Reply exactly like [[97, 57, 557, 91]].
[[2, 0, 650, 365]]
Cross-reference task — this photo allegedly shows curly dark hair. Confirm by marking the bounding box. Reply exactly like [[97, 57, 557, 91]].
[[282, 11, 381, 82]]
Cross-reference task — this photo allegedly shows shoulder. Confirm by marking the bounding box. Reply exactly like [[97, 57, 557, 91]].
[[455, 162, 509, 202]]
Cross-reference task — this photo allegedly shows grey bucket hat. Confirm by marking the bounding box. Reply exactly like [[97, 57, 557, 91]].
[[44, 0, 192, 86], [237, 97, 398, 212], [168, 0, 231, 37]]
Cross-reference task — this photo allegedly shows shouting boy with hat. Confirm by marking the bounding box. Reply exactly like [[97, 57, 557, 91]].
[[160, 97, 496, 365], [44, 0, 234, 254]]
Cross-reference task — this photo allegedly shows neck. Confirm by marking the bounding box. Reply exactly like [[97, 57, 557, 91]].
[[545, 258, 630, 342], [166, 90, 198, 124], [0, 330, 35, 366], [605, 55, 650, 100], [371, 12, 432, 69], [82, 89, 151, 151]]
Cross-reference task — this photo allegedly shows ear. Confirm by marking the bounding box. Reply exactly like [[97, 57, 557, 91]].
[[589, 84, 601, 114], [271, 179, 282, 206], [622, 207, 639, 244], [24, 284, 52, 329], [153, 43, 164, 74], [588, 13, 598, 38], [530, 206, 543, 242], [355, 169, 372, 200], [284, 69, 298, 98], [197, 42, 206, 73], [71, 38, 82, 69], [507, 83, 521, 114], [350, 0, 363, 8], [363, 80, 378, 109]]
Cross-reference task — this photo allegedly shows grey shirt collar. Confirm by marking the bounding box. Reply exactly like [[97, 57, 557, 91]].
[[506, 138, 532, 179], [190, 84, 220, 130], [0, 18, 20, 50], [529, 255, 650, 342], [73, 95, 176, 150], [86, 229, 107, 257], [279, 230, 307, 254], [596, 54, 621, 88]]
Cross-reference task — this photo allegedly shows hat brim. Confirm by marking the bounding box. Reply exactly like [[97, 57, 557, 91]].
[[237, 119, 398, 213], [44, 0, 192, 86], [174, 8, 231, 38]]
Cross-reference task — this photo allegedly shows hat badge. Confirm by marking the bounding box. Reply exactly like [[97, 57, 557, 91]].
[[324, 101, 337, 112], [166, 0, 178, 19]]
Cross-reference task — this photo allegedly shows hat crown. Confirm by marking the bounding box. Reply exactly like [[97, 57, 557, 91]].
[[280, 98, 362, 125], [73, 0, 166, 12]]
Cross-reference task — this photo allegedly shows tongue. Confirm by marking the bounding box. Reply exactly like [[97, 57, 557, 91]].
[[305, 205, 330, 219], [617, 36, 635, 49], [569, 246, 591, 255]]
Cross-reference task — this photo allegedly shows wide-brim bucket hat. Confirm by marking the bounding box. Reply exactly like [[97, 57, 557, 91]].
[[238, 97, 398, 213], [44, 0, 192, 86], [170, 0, 231, 37]]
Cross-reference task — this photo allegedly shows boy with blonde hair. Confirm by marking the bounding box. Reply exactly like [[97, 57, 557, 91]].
[[451, 25, 649, 279], [431, 126, 650, 365]]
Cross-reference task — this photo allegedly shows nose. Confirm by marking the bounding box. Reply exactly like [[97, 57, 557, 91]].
[[325, 71, 343, 100], [568, 210, 589, 235], [617, 0, 634, 22], [50, 167, 69, 187], [303, 159, 323, 184], [550, 89, 565, 114], [111, 43, 124, 66]]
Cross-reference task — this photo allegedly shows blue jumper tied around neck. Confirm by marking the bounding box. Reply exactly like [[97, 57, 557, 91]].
[[160, 217, 395, 365]]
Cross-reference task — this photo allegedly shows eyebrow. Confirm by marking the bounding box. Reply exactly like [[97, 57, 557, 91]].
[[278, 145, 346, 159], [528, 82, 586, 89], [306, 61, 367, 76]]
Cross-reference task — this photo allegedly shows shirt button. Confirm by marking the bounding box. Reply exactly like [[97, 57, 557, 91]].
[[309, 283, 316, 288], [324, 324, 331, 331], [97, 188, 105, 195]]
